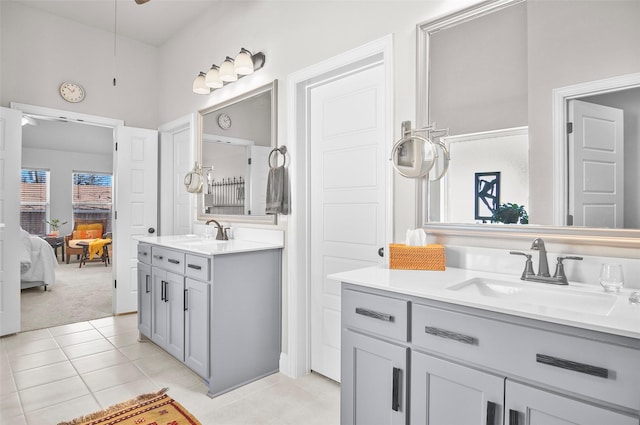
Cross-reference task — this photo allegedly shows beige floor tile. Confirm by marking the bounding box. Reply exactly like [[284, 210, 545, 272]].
[[9, 348, 67, 373], [71, 348, 130, 374], [6, 337, 58, 358], [13, 361, 77, 390], [117, 339, 164, 360], [106, 329, 140, 348], [92, 378, 160, 408], [25, 394, 100, 425], [19, 376, 90, 412], [54, 329, 104, 347], [48, 321, 94, 336], [0, 390, 23, 421], [81, 362, 146, 393], [1, 329, 51, 353], [61, 338, 115, 359]]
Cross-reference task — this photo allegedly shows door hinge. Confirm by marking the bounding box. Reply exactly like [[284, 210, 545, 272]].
[[114, 279, 117, 288], [567, 122, 573, 134], [115, 142, 118, 151], [114, 211, 118, 220], [567, 214, 574, 226], [248, 158, 252, 165]]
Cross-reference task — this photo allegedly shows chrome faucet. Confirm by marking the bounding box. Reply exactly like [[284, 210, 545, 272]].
[[510, 238, 583, 285], [205, 219, 227, 240], [530, 238, 550, 277]]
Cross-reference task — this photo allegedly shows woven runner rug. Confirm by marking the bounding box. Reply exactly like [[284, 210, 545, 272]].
[[57, 388, 201, 425]]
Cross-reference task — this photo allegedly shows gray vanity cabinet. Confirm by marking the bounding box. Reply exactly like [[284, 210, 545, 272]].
[[137, 241, 282, 397], [137, 262, 152, 339], [150, 267, 185, 360], [411, 352, 504, 425], [341, 283, 640, 425], [184, 276, 209, 378], [341, 288, 410, 425], [342, 330, 408, 425]]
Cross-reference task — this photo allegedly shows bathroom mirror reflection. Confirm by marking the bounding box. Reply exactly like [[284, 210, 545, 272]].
[[418, 0, 640, 231], [197, 81, 277, 224]]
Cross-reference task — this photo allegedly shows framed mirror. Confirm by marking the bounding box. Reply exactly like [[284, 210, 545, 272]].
[[416, 0, 640, 246], [196, 80, 278, 224]]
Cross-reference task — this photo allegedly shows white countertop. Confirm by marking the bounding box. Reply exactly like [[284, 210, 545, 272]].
[[330, 266, 640, 340], [136, 235, 283, 256]]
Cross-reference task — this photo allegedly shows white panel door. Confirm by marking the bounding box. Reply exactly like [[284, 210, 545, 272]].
[[172, 128, 193, 234], [0, 107, 22, 336], [310, 64, 387, 381], [114, 126, 158, 314], [568, 100, 624, 228]]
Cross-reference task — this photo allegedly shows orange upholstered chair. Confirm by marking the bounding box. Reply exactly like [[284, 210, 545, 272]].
[[64, 219, 108, 264]]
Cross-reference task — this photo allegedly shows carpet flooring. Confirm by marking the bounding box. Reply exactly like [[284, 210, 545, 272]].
[[20, 260, 112, 332]]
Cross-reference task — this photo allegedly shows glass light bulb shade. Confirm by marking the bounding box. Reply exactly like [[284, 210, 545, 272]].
[[219, 57, 237, 82], [192, 72, 210, 94], [234, 49, 254, 75], [205, 66, 223, 88]]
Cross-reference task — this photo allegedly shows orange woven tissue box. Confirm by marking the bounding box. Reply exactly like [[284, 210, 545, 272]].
[[389, 243, 446, 271]]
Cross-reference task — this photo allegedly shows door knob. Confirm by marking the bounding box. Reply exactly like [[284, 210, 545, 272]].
[[148, 227, 155, 234]]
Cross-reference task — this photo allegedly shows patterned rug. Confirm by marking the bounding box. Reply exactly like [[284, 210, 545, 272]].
[[57, 388, 201, 425]]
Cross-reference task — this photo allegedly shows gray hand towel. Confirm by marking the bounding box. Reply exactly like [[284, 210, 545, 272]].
[[265, 165, 290, 215]]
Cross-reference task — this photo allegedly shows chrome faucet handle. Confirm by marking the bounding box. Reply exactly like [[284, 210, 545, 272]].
[[553, 256, 583, 284], [510, 251, 535, 280]]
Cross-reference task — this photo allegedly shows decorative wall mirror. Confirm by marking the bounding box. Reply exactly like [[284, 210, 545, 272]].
[[197, 80, 278, 224], [416, 0, 639, 246]]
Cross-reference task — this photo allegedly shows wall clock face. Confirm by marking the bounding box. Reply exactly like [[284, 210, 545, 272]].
[[59, 82, 85, 103], [218, 113, 232, 129]]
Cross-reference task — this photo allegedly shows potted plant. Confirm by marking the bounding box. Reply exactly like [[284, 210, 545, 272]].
[[45, 218, 68, 236], [491, 203, 528, 224]]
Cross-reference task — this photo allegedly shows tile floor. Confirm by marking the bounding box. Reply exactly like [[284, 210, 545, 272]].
[[1, 314, 340, 425]]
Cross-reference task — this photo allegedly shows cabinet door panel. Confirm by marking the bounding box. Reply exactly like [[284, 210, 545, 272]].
[[151, 268, 168, 347], [165, 271, 185, 360], [505, 380, 638, 425], [185, 278, 209, 378], [341, 329, 407, 425], [137, 262, 152, 338], [411, 351, 504, 425]]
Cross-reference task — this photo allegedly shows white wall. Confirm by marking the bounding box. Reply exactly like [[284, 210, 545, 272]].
[[22, 147, 113, 235], [0, 1, 159, 129]]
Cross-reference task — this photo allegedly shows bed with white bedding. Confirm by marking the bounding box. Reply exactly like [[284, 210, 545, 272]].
[[20, 228, 58, 290]]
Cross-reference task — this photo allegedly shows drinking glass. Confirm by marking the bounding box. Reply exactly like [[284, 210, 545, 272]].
[[600, 263, 624, 293]]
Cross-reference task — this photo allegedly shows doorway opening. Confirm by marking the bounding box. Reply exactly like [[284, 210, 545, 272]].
[[13, 102, 122, 331]]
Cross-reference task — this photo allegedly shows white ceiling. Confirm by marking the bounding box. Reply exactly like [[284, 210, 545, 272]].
[[10, 0, 216, 47]]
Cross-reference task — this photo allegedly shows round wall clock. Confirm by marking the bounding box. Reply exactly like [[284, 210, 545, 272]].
[[59, 81, 85, 103], [217, 113, 232, 129]]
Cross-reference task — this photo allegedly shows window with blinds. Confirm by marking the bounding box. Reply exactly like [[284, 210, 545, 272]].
[[20, 169, 50, 235], [72, 172, 113, 233]]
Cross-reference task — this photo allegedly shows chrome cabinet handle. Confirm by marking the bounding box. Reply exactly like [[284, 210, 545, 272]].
[[424, 326, 477, 345], [160, 280, 166, 301], [168, 258, 180, 264], [153, 255, 163, 260], [164, 281, 169, 303], [392, 367, 401, 412], [355, 307, 394, 322], [145, 275, 150, 293], [139, 251, 148, 256], [536, 354, 608, 378], [187, 264, 202, 270], [184, 289, 188, 311]]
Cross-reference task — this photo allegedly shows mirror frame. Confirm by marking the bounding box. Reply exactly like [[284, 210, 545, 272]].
[[416, 0, 640, 248], [196, 80, 278, 224]]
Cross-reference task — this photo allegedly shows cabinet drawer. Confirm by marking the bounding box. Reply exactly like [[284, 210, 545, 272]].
[[412, 302, 640, 410], [185, 254, 210, 282], [342, 288, 408, 342], [151, 246, 185, 274], [137, 243, 151, 264]]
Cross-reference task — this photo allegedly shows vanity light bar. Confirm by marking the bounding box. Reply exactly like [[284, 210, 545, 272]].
[[193, 48, 266, 95]]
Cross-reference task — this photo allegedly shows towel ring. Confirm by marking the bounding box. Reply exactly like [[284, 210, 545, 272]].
[[269, 145, 288, 168]]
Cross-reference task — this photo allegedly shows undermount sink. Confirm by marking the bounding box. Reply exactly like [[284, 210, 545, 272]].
[[448, 277, 617, 316]]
